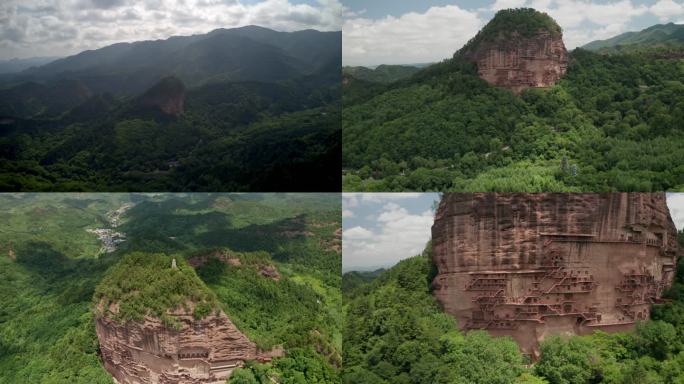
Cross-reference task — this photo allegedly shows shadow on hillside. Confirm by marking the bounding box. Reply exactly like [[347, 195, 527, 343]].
[[118, 196, 311, 257], [13, 240, 113, 303]]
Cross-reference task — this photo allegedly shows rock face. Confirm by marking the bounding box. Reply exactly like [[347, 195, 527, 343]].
[[96, 308, 277, 384], [458, 9, 569, 93], [138, 76, 185, 117], [463, 31, 568, 94], [432, 193, 678, 358]]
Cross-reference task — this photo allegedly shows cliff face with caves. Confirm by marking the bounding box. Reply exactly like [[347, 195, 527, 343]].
[[459, 8, 568, 94], [93, 252, 281, 383], [432, 193, 678, 358], [96, 307, 276, 384]]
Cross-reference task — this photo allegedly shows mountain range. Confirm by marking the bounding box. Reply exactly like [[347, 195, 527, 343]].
[[0, 56, 60, 74], [0, 25, 341, 192], [583, 22, 684, 53], [5, 25, 339, 95]]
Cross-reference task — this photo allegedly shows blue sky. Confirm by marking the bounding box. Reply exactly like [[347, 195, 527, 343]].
[[343, 193, 684, 272], [342, 193, 439, 271], [342, 0, 684, 66], [0, 0, 343, 60]]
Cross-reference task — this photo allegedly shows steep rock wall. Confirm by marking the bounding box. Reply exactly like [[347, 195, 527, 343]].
[[463, 31, 568, 93], [96, 308, 276, 384], [432, 193, 678, 358]]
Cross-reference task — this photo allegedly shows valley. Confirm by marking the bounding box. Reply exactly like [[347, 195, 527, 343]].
[[87, 203, 133, 254], [0, 193, 341, 383]]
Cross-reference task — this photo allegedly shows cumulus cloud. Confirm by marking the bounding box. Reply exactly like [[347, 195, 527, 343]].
[[528, 0, 649, 48], [667, 193, 684, 230], [343, 201, 434, 271], [343, 4, 483, 66], [343, 192, 425, 213], [344, 226, 373, 239], [650, 0, 684, 21], [0, 0, 342, 60]]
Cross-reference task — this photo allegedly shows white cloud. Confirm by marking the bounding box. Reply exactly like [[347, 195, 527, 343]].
[[342, 194, 359, 209], [344, 226, 373, 239], [343, 200, 434, 271], [342, 209, 355, 218], [651, 0, 684, 21], [343, 4, 483, 66], [526, 0, 649, 48], [343, 193, 422, 210], [0, 0, 342, 60], [667, 193, 684, 230]]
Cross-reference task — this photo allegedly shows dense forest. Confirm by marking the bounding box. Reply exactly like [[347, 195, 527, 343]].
[[343, 28, 684, 192], [342, 65, 421, 84], [342, 233, 684, 384], [0, 26, 341, 192], [0, 193, 341, 383]]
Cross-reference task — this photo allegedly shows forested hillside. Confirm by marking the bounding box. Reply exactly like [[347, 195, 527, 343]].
[[342, 65, 420, 84], [343, 48, 684, 192], [583, 23, 684, 54], [0, 26, 341, 192], [342, 234, 684, 384], [0, 193, 341, 384]]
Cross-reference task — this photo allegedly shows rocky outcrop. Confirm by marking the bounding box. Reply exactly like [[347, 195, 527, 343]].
[[259, 265, 281, 281], [188, 250, 242, 268], [463, 30, 568, 94], [432, 193, 678, 358], [96, 307, 279, 384], [138, 76, 185, 116], [188, 250, 281, 281], [458, 9, 568, 93]]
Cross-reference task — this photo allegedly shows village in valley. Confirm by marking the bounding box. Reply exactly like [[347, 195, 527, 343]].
[[87, 203, 134, 254]]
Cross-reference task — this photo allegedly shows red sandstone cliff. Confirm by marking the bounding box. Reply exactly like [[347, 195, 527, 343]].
[[432, 193, 678, 358], [462, 30, 568, 94], [96, 306, 278, 383]]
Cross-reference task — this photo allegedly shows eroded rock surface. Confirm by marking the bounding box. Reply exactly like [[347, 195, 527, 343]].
[[96, 308, 278, 384], [432, 193, 678, 358], [462, 30, 568, 93]]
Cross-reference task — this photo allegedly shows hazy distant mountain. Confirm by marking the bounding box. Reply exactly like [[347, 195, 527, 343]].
[[0, 57, 59, 74], [0, 25, 341, 120], [11, 25, 340, 95], [0, 79, 92, 118], [583, 22, 684, 52]]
